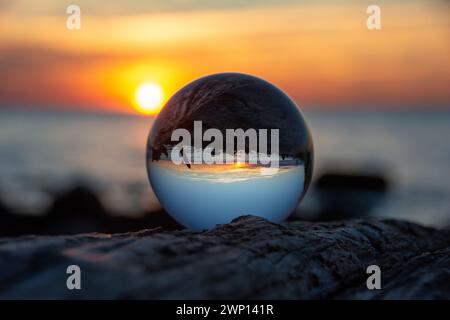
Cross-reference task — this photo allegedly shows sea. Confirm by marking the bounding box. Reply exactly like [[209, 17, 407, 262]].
[[0, 110, 449, 227]]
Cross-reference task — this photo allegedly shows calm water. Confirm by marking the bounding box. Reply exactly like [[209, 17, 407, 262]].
[[0, 110, 449, 227]]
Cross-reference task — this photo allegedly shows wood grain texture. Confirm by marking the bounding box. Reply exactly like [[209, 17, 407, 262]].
[[0, 216, 448, 299]]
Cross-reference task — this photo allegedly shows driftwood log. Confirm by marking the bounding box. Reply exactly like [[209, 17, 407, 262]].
[[0, 216, 449, 299]]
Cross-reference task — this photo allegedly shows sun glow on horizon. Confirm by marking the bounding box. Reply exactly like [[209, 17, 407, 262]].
[[135, 82, 164, 115], [235, 161, 245, 168]]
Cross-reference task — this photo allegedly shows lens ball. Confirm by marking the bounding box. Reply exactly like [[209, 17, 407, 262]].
[[147, 73, 313, 230]]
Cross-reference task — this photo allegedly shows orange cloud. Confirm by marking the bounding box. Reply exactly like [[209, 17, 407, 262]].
[[0, 1, 449, 113]]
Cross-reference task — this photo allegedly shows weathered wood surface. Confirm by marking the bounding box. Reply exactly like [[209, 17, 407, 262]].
[[0, 216, 449, 299]]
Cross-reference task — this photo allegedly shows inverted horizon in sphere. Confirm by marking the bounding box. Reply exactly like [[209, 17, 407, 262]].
[[147, 73, 313, 229]]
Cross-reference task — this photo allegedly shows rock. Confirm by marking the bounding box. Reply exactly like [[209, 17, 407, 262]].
[[315, 171, 389, 221], [48, 186, 106, 219], [0, 216, 448, 299]]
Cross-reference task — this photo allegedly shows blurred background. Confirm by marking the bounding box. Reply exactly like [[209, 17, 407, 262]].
[[0, 0, 449, 235]]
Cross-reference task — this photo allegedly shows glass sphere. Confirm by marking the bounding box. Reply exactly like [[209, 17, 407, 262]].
[[147, 73, 313, 230]]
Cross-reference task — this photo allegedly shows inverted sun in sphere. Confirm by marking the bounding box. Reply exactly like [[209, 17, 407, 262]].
[[135, 83, 164, 115]]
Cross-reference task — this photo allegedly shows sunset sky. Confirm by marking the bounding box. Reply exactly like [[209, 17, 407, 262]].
[[0, 0, 449, 114]]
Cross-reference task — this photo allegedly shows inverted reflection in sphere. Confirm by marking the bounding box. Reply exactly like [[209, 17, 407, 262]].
[[147, 73, 313, 230]]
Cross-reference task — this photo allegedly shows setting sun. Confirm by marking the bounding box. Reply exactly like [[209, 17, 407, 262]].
[[235, 161, 244, 168], [135, 83, 164, 115]]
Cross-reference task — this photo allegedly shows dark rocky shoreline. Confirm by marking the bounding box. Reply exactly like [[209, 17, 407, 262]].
[[0, 216, 448, 299], [0, 186, 182, 237], [0, 169, 397, 237]]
